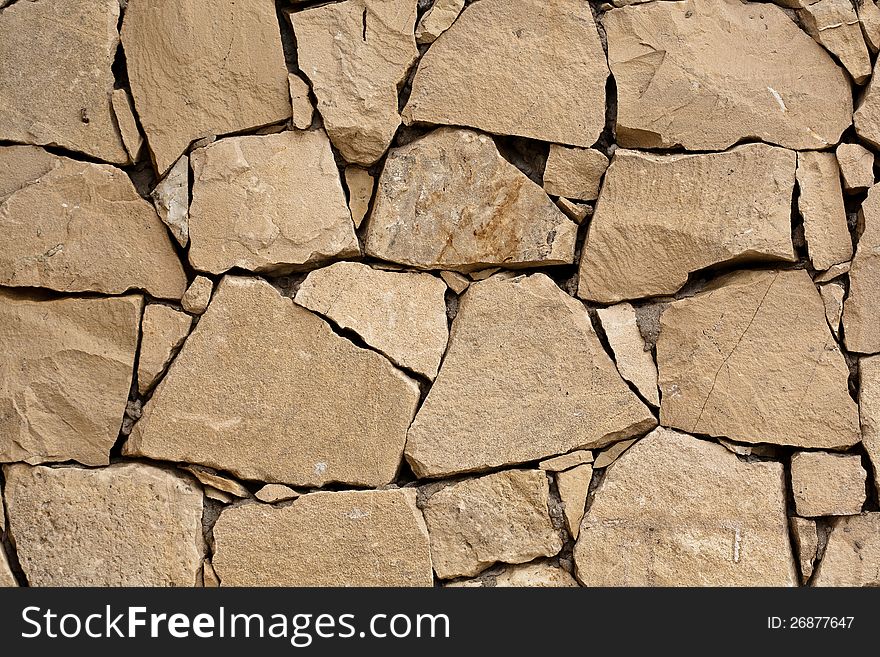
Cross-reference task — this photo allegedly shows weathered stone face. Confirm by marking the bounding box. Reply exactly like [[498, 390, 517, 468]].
[[796, 151, 853, 271], [137, 305, 192, 395], [843, 183, 880, 353], [790, 451, 866, 517], [813, 513, 880, 586], [446, 561, 578, 588], [860, 355, 880, 496]]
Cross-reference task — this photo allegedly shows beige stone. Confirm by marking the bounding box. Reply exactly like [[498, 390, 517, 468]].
[[416, 0, 464, 44], [446, 561, 578, 588], [205, 487, 233, 504], [798, 0, 871, 84], [555, 198, 591, 224], [791, 451, 866, 517], [0, 0, 128, 164], [843, 184, 880, 353], [122, 0, 290, 175], [557, 464, 593, 540], [151, 155, 190, 248], [0, 490, 15, 587], [4, 463, 204, 586], [295, 262, 448, 380], [181, 276, 213, 315], [597, 303, 660, 406], [813, 513, 880, 586], [112, 89, 144, 163], [859, 355, 880, 497], [593, 438, 638, 469], [182, 466, 249, 498], [202, 560, 220, 588], [138, 305, 192, 395], [189, 131, 358, 275], [574, 427, 797, 586], [606, 0, 852, 150], [854, 60, 880, 147], [406, 274, 656, 478], [288, 74, 314, 130], [440, 271, 469, 294], [789, 516, 819, 583], [814, 261, 851, 283], [469, 268, 501, 281], [364, 128, 577, 273], [578, 146, 796, 303], [836, 143, 875, 193], [659, 269, 860, 449], [255, 484, 300, 504], [797, 151, 853, 271], [539, 450, 594, 472], [292, 0, 418, 165], [213, 489, 432, 586], [0, 291, 142, 466], [125, 276, 420, 487], [857, 0, 880, 52], [819, 282, 845, 337], [543, 146, 609, 201], [0, 146, 187, 299], [423, 470, 562, 579], [344, 166, 374, 229]]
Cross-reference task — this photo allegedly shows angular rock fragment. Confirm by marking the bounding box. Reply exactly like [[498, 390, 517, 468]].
[[364, 128, 577, 273], [440, 271, 469, 294], [658, 269, 859, 449], [344, 166, 374, 229], [797, 0, 871, 84], [416, 0, 464, 44], [182, 466, 249, 498], [202, 560, 220, 588], [4, 463, 204, 586], [819, 282, 845, 337], [555, 198, 591, 224], [0, 490, 15, 587], [791, 451, 866, 517], [859, 355, 880, 496], [406, 274, 656, 478], [446, 561, 577, 588], [137, 305, 192, 395], [557, 464, 593, 540], [125, 276, 421, 487], [597, 303, 660, 406], [857, 0, 880, 52], [814, 261, 851, 282], [404, 0, 608, 147], [796, 151, 853, 271], [836, 143, 875, 193], [422, 470, 562, 579], [543, 146, 609, 201], [854, 60, 880, 147], [181, 276, 213, 315], [578, 146, 796, 303], [288, 74, 315, 130], [0, 146, 186, 299], [112, 90, 144, 163], [574, 428, 798, 586], [151, 155, 190, 248], [469, 267, 501, 281], [0, 292, 142, 466], [292, 0, 418, 165], [606, 0, 852, 150], [813, 513, 880, 586], [843, 184, 880, 353], [212, 489, 432, 586], [255, 484, 299, 504], [188, 131, 358, 275], [789, 517, 819, 583], [295, 262, 449, 379], [539, 451, 594, 472], [122, 0, 291, 175], [593, 439, 637, 469], [204, 488, 233, 504]]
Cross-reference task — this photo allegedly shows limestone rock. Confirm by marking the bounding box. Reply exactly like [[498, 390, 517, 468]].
[[0, 292, 142, 466], [797, 0, 871, 84], [791, 451, 866, 517], [854, 59, 880, 147], [593, 438, 637, 469], [112, 90, 144, 163], [539, 451, 594, 472], [416, 0, 464, 44], [658, 269, 859, 448], [405, 274, 656, 478], [182, 466, 249, 498], [440, 271, 470, 294], [0, 0, 128, 164], [557, 464, 593, 540], [422, 470, 562, 579], [606, 0, 852, 150], [447, 561, 578, 588], [188, 131, 359, 275], [843, 183, 880, 353], [859, 355, 880, 497], [469, 267, 501, 281], [295, 262, 449, 379], [789, 517, 819, 583], [597, 303, 660, 406], [137, 305, 192, 395], [574, 428, 797, 586], [213, 489, 433, 586], [857, 0, 880, 52], [151, 155, 190, 248], [181, 276, 213, 315], [814, 261, 851, 283], [364, 128, 577, 273], [125, 276, 421, 488], [255, 484, 300, 504], [404, 0, 607, 147], [543, 146, 609, 201], [813, 513, 880, 586], [292, 0, 418, 165], [819, 282, 845, 337], [836, 143, 875, 193], [344, 166, 374, 229], [796, 151, 853, 271], [0, 146, 187, 299], [4, 463, 204, 586], [288, 74, 314, 130], [122, 0, 291, 175], [204, 487, 233, 504], [555, 198, 591, 224], [578, 145, 796, 303]]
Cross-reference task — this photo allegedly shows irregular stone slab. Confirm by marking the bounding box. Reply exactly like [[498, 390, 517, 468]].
[[606, 0, 852, 150], [202, 560, 220, 588], [4, 463, 204, 586], [790, 516, 819, 583], [422, 470, 562, 579], [543, 146, 609, 201], [440, 271, 469, 294], [137, 305, 192, 395], [813, 513, 880, 586], [557, 464, 593, 540], [578, 145, 796, 303], [814, 261, 851, 283], [796, 151, 853, 271], [151, 155, 190, 248], [859, 355, 880, 496], [843, 183, 880, 353], [593, 438, 638, 469], [364, 128, 578, 273], [406, 274, 656, 478], [836, 143, 875, 193], [416, 0, 464, 44], [597, 303, 660, 406], [0, 292, 142, 466], [539, 450, 594, 472], [0, 0, 127, 164], [288, 74, 314, 130], [798, 0, 871, 84], [791, 451, 866, 517], [295, 262, 448, 379], [858, 0, 880, 52], [182, 466, 249, 498], [112, 90, 144, 163], [188, 131, 358, 275], [125, 276, 421, 487], [819, 282, 845, 337], [344, 166, 374, 229], [0, 146, 187, 299], [574, 427, 798, 586], [255, 484, 300, 504], [658, 269, 860, 449], [404, 0, 608, 147], [292, 0, 418, 165], [0, 490, 15, 587], [213, 489, 432, 586], [556, 198, 591, 224], [204, 487, 233, 504], [446, 561, 577, 588], [181, 276, 213, 315]]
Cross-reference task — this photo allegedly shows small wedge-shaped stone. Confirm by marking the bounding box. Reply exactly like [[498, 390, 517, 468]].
[[606, 0, 852, 150], [820, 282, 845, 337], [422, 470, 562, 579], [790, 517, 819, 583], [255, 484, 299, 504], [543, 146, 609, 201], [0, 490, 15, 587], [596, 303, 660, 406], [4, 463, 204, 586], [364, 128, 577, 273], [0, 0, 127, 164], [658, 269, 860, 449], [288, 74, 314, 130], [798, 0, 872, 84], [122, 0, 291, 175], [796, 151, 853, 271], [292, 0, 418, 165], [404, 0, 608, 147], [539, 450, 594, 472], [213, 489, 433, 586], [344, 166, 374, 228], [836, 143, 875, 192], [0, 291, 142, 466], [181, 466, 249, 499], [125, 276, 420, 487], [858, 0, 880, 52], [843, 183, 880, 353], [137, 305, 192, 395], [578, 145, 796, 303], [189, 131, 359, 275], [416, 0, 464, 44], [557, 464, 593, 540], [574, 428, 798, 586], [181, 276, 213, 315], [295, 262, 449, 380], [405, 274, 656, 478], [813, 513, 880, 586], [0, 146, 187, 299], [112, 90, 144, 163], [446, 561, 577, 588], [151, 155, 190, 248], [859, 355, 880, 497], [791, 451, 866, 517]]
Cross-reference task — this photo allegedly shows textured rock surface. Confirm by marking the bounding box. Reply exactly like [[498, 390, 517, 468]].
[[137, 305, 192, 395], [0, 490, 15, 587], [843, 183, 880, 353], [112, 90, 144, 163], [597, 303, 660, 406], [813, 513, 880, 586], [836, 143, 875, 192], [859, 0, 880, 53], [447, 561, 578, 588], [543, 146, 609, 201], [181, 276, 213, 315], [288, 74, 315, 131], [593, 438, 637, 469], [859, 355, 880, 496], [182, 466, 249, 499], [254, 484, 299, 504], [344, 166, 374, 228], [819, 283, 845, 337], [797, 0, 871, 84], [557, 464, 593, 540], [855, 60, 880, 146], [539, 451, 594, 472], [790, 516, 819, 583], [791, 451, 866, 517], [796, 151, 853, 271], [151, 155, 190, 248], [416, 0, 464, 44]]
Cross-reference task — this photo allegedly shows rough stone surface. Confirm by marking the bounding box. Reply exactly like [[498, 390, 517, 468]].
[[796, 151, 853, 271], [0, 490, 15, 587], [790, 516, 819, 583], [574, 428, 798, 586], [836, 142, 875, 192], [843, 183, 880, 353], [440, 271, 470, 294], [112, 89, 144, 163], [791, 451, 866, 517], [813, 513, 880, 586], [814, 261, 852, 282], [578, 146, 797, 303], [364, 128, 578, 273], [255, 484, 300, 504], [182, 466, 249, 499], [819, 282, 845, 337], [543, 146, 609, 201], [593, 438, 637, 469], [557, 464, 593, 540], [798, 0, 872, 85], [858, 0, 880, 52], [137, 305, 192, 395], [416, 0, 464, 44], [151, 155, 190, 248], [181, 276, 213, 315], [555, 198, 591, 224], [859, 355, 880, 496], [446, 561, 578, 588], [288, 74, 315, 131], [212, 489, 433, 586], [344, 166, 374, 229], [855, 59, 880, 147], [539, 451, 594, 472], [597, 303, 660, 406]]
